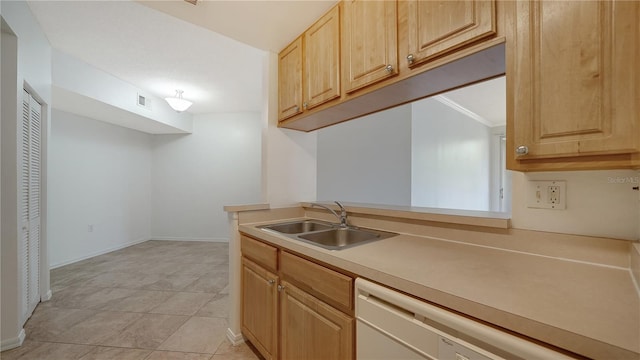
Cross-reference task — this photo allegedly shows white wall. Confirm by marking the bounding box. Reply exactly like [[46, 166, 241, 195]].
[[315, 98, 496, 210], [1, 1, 52, 349], [511, 170, 640, 240], [317, 105, 412, 205], [152, 113, 262, 241], [489, 126, 509, 213], [312, 95, 639, 240], [48, 110, 262, 262], [411, 98, 492, 210], [49, 109, 152, 267], [263, 52, 317, 206], [1, 20, 23, 350]]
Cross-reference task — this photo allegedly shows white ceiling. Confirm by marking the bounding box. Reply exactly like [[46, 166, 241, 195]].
[[439, 76, 506, 127], [27, 0, 284, 114], [137, 0, 338, 53], [27, 0, 503, 123]]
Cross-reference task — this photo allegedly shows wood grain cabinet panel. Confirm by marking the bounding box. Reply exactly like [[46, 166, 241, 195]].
[[241, 235, 278, 271], [406, 0, 496, 68], [507, 0, 640, 169], [241, 257, 278, 360], [240, 235, 356, 360], [278, 37, 303, 121], [280, 251, 353, 312], [304, 5, 341, 110], [280, 280, 354, 360], [343, 0, 398, 93]]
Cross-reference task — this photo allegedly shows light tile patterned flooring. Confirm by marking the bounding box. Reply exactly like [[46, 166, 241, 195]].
[[1, 241, 261, 360]]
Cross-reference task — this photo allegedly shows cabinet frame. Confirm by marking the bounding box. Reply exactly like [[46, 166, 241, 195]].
[[240, 234, 355, 360], [279, 280, 354, 360], [241, 257, 279, 360], [342, 0, 399, 93], [406, 0, 497, 68], [277, 0, 506, 132], [304, 4, 342, 110], [506, 0, 640, 171], [278, 37, 303, 121]]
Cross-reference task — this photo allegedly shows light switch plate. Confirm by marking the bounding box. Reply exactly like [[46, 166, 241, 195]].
[[527, 180, 566, 210]]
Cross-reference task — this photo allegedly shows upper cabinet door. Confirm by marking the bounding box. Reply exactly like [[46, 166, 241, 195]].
[[406, 0, 496, 68], [343, 0, 398, 93], [304, 5, 341, 110], [508, 0, 639, 165], [278, 37, 303, 122]]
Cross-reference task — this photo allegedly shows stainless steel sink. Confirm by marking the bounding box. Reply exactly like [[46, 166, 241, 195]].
[[259, 219, 396, 250], [259, 220, 333, 234], [298, 227, 396, 250]]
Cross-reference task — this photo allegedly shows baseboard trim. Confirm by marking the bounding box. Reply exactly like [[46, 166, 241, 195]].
[[49, 237, 150, 269], [1, 328, 25, 351], [42, 289, 52, 301], [151, 236, 229, 242], [226, 328, 244, 345]]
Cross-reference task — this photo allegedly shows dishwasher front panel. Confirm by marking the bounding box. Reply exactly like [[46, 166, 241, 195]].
[[357, 318, 434, 360], [355, 278, 574, 360]]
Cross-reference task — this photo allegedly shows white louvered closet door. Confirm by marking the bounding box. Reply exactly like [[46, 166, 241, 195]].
[[20, 89, 42, 324]]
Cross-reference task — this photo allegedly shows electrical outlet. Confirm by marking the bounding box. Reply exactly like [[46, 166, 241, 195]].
[[548, 186, 560, 204], [527, 180, 566, 209]]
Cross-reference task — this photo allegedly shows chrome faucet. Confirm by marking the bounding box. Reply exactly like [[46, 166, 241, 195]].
[[311, 201, 348, 228]]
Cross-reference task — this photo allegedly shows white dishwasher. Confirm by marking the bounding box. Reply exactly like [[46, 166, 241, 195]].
[[355, 278, 574, 360]]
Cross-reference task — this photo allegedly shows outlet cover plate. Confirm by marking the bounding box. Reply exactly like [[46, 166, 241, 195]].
[[527, 180, 566, 210]]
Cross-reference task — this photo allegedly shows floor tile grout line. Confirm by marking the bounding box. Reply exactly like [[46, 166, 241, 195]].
[[33, 303, 230, 318], [13, 241, 238, 360]]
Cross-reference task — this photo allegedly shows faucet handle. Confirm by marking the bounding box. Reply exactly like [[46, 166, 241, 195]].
[[334, 201, 348, 227]]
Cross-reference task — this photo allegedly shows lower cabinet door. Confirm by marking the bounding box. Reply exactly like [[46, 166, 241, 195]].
[[241, 257, 278, 360], [280, 280, 354, 360]]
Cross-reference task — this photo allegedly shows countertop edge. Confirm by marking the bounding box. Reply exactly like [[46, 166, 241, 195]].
[[301, 202, 511, 229], [223, 203, 270, 212]]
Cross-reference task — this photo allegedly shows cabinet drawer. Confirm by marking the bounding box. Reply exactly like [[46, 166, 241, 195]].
[[280, 251, 353, 311], [241, 235, 278, 271]]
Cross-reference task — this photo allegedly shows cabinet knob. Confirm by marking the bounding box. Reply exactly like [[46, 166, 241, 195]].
[[406, 54, 415, 64], [515, 145, 529, 155], [277, 284, 285, 292], [294, 105, 299, 112], [268, 279, 275, 285], [303, 102, 308, 109], [385, 64, 393, 73]]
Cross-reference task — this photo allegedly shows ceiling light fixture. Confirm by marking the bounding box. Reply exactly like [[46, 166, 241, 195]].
[[165, 90, 193, 112]]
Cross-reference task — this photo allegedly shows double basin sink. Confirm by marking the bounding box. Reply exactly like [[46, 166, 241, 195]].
[[259, 219, 397, 250]]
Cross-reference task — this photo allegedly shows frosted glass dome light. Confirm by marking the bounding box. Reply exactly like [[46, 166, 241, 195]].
[[165, 90, 193, 112]]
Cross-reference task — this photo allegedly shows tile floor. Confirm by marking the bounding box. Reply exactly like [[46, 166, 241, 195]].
[[1, 241, 261, 360]]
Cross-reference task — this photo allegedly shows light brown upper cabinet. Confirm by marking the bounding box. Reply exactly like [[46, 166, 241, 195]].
[[507, 0, 640, 171], [278, 37, 303, 121], [304, 5, 341, 110], [277, 0, 505, 132], [405, 0, 497, 68], [342, 0, 398, 93]]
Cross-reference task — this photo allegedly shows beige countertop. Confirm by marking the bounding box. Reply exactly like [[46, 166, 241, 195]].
[[239, 218, 640, 360]]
